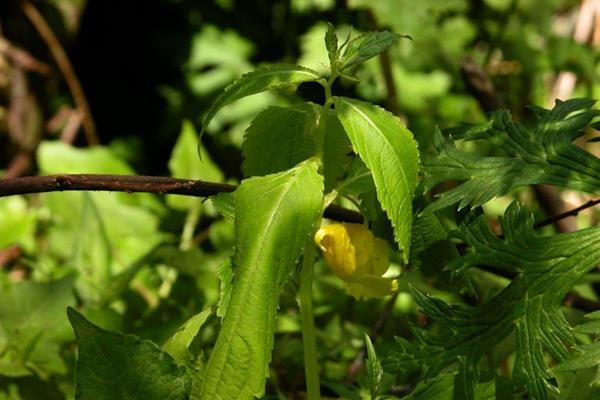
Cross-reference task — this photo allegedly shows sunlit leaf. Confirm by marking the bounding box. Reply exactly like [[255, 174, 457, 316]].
[[201, 64, 321, 135], [194, 160, 323, 399], [163, 309, 213, 365], [335, 97, 420, 261]]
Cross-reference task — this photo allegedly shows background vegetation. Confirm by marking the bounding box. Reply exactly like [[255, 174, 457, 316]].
[[0, 0, 599, 399]]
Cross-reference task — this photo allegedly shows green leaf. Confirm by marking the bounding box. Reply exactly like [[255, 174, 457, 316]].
[[573, 311, 600, 334], [216, 258, 233, 319], [424, 99, 600, 212], [335, 157, 375, 196], [193, 160, 323, 399], [386, 202, 600, 399], [0, 277, 74, 377], [339, 31, 408, 71], [364, 334, 383, 400], [334, 97, 420, 261], [555, 342, 600, 372], [324, 23, 339, 67], [210, 193, 235, 222], [201, 64, 321, 134], [242, 103, 319, 177], [67, 307, 191, 400], [168, 120, 224, 210], [162, 309, 213, 365]]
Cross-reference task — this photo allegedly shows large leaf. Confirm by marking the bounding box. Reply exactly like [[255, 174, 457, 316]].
[[334, 97, 420, 261], [67, 307, 191, 400], [385, 202, 600, 399], [201, 64, 321, 134], [423, 98, 600, 212], [242, 103, 319, 177], [194, 160, 323, 399]]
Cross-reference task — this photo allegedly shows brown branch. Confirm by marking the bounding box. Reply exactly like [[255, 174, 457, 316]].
[[20, 0, 99, 146], [533, 185, 579, 232], [0, 174, 236, 197], [0, 36, 51, 75], [534, 197, 600, 230], [0, 174, 365, 224]]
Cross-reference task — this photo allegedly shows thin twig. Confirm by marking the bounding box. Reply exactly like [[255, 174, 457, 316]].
[[534, 198, 600, 229], [20, 0, 99, 145], [0, 174, 364, 223], [0, 36, 51, 75]]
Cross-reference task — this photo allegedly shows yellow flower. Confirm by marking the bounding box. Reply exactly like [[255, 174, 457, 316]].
[[314, 223, 399, 300]]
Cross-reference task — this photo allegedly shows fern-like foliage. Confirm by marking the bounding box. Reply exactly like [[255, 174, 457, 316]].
[[385, 202, 600, 399], [423, 98, 600, 213]]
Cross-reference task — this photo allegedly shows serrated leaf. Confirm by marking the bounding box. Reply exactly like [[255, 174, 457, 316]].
[[364, 334, 383, 399], [193, 160, 323, 399], [339, 31, 407, 71], [201, 64, 321, 134], [163, 309, 213, 365], [334, 97, 420, 261], [386, 202, 600, 400], [242, 103, 319, 177], [67, 307, 191, 400], [325, 23, 339, 66], [424, 99, 600, 212]]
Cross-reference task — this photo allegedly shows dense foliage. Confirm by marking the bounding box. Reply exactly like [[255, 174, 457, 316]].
[[1, 1, 599, 399]]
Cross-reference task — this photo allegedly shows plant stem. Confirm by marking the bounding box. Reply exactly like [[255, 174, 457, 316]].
[[314, 73, 337, 162], [180, 200, 202, 251], [298, 238, 321, 400]]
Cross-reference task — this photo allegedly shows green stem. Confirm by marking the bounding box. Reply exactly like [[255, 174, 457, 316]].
[[314, 73, 337, 162], [299, 238, 321, 400], [159, 200, 201, 298], [180, 200, 202, 251]]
